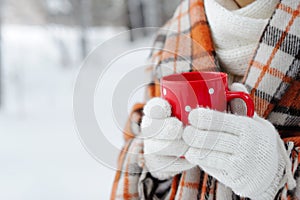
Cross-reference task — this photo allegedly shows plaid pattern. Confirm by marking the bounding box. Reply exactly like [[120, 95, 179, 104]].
[[243, 1, 300, 130], [111, 139, 144, 200], [148, 0, 219, 81], [111, 0, 300, 199]]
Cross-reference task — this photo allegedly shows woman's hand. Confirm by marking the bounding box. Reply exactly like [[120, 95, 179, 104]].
[[182, 83, 295, 199], [141, 97, 194, 180]]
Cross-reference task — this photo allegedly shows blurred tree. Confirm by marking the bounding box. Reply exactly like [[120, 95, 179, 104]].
[[44, 0, 72, 15], [3, 0, 179, 27], [126, 0, 146, 41], [44, 0, 92, 60], [125, 0, 180, 41], [78, 0, 91, 59], [44, 0, 73, 67]]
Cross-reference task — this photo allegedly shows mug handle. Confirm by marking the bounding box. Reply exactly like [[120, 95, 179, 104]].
[[226, 91, 255, 117]]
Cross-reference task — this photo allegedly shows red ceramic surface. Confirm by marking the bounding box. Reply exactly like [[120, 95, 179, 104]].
[[161, 72, 254, 124]]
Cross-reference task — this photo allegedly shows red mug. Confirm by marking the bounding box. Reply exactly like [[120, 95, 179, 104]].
[[161, 72, 254, 124]]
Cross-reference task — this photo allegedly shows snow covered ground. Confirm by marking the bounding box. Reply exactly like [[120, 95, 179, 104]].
[[0, 25, 153, 199]]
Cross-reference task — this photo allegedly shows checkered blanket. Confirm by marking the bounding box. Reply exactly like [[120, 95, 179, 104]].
[[111, 0, 300, 199]]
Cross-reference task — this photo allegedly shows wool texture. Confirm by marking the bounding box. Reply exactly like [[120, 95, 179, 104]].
[[111, 0, 300, 199], [141, 98, 194, 180], [204, 0, 279, 79]]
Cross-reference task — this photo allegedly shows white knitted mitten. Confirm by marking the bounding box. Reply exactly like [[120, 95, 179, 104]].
[[182, 84, 296, 199], [216, 183, 233, 200], [141, 97, 194, 180]]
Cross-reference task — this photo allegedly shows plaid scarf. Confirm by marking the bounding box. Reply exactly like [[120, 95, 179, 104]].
[[111, 0, 300, 199]]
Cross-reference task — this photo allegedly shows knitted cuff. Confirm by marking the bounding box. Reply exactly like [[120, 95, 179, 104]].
[[250, 136, 296, 199], [251, 151, 286, 200], [216, 183, 233, 200]]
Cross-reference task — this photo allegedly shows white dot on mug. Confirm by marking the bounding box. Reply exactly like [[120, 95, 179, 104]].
[[163, 88, 167, 95], [185, 105, 191, 112], [209, 88, 214, 94]]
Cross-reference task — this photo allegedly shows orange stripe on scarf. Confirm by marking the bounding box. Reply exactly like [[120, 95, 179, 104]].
[[199, 173, 208, 200], [178, 172, 187, 200], [251, 61, 293, 83], [110, 141, 132, 200], [250, 2, 300, 118], [170, 174, 181, 200], [173, 2, 183, 72]]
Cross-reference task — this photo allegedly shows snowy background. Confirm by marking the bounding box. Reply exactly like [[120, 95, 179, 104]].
[[0, 25, 151, 200], [0, 1, 180, 199]]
